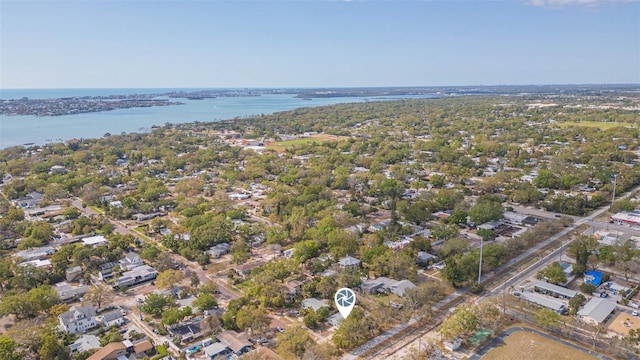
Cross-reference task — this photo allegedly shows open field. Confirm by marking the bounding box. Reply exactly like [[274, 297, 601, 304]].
[[608, 312, 640, 336], [481, 330, 599, 360], [266, 134, 340, 151], [556, 121, 636, 130]]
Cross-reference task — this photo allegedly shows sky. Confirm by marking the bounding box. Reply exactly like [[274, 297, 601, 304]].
[[0, 0, 638, 88]]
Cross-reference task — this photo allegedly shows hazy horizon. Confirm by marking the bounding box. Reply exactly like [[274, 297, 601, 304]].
[[2, 83, 639, 91]]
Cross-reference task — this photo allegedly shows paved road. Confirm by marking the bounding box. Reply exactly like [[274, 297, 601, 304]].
[[468, 326, 612, 360], [343, 184, 640, 359]]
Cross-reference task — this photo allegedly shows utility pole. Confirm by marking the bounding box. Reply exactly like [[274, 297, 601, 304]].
[[478, 236, 484, 285], [612, 174, 618, 204]]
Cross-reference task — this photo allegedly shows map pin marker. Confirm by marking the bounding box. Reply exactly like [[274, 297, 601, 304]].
[[335, 287, 356, 319]]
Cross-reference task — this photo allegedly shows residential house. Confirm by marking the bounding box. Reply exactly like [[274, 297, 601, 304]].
[[233, 260, 267, 278], [321, 269, 338, 277], [114, 265, 158, 288], [216, 330, 252, 356], [66, 266, 83, 282], [361, 277, 417, 297], [168, 319, 203, 343], [503, 211, 528, 226], [19, 259, 52, 268], [50, 165, 68, 174], [15, 191, 43, 208], [69, 335, 101, 354], [98, 261, 120, 280], [58, 305, 97, 334], [282, 248, 294, 258], [328, 312, 344, 327], [207, 243, 231, 258], [416, 251, 437, 266], [82, 235, 108, 247], [54, 282, 89, 302], [361, 277, 398, 295], [301, 298, 329, 312], [390, 280, 417, 297], [131, 339, 155, 358], [203, 342, 229, 359], [338, 256, 361, 270], [13, 245, 56, 262], [119, 251, 143, 270], [96, 309, 125, 329], [578, 297, 617, 325], [86, 342, 127, 360], [285, 280, 304, 303], [368, 219, 392, 232]]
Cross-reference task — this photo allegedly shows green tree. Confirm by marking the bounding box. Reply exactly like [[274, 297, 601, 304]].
[[84, 284, 115, 309], [99, 328, 124, 346], [0, 336, 21, 360], [161, 307, 185, 326], [332, 307, 380, 350], [468, 196, 503, 225], [236, 306, 270, 334], [192, 293, 217, 312], [536, 262, 567, 286], [276, 326, 314, 360], [141, 293, 175, 316], [293, 240, 320, 263], [534, 308, 562, 329], [155, 269, 185, 290], [569, 294, 586, 315], [438, 305, 480, 341], [580, 283, 596, 294], [39, 333, 70, 360]]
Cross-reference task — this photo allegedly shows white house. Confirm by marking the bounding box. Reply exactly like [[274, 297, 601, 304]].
[[58, 305, 97, 334], [96, 309, 125, 329], [114, 265, 158, 288], [81, 235, 108, 247], [119, 252, 143, 270]]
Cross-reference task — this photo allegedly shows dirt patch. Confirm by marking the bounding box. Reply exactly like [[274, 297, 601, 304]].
[[482, 330, 599, 360], [608, 312, 640, 336]]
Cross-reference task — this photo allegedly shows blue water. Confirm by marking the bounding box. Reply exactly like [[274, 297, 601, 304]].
[[0, 88, 435, 148]]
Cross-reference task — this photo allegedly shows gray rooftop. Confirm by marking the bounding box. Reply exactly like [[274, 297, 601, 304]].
[[391, 280, 417, 297], [578, 298, 617, 323], [521, 292, 567, 312], [203, 342, 229, 356], [301, 298, 329, 312], [534, 281, 577, 298], [338, 256, 361, 267]]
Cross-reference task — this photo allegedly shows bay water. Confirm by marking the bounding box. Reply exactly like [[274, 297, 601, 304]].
[[0, 89, 434, 148]]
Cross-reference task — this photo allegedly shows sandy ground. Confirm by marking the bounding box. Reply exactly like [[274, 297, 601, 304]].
[[481, 331, 599, 360], [608, 312, 640, 336]]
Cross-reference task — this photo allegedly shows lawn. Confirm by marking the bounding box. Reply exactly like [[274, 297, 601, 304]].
[[266, 134, 339, 151], [556, 121, 636, 130], [482, 330, 599, 360]]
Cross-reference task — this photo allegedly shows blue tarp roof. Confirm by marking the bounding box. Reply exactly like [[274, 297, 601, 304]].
[[585, 270, 603, 287]]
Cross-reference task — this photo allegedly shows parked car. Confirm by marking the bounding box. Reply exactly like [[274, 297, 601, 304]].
[[276, 327, 284, 333], [632, 311, 638, 316]]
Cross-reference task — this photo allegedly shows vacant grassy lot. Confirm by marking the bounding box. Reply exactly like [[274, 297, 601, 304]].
[[557, 121, 635, 130], [482, 330, 598, 360], [266, 134, 339, 151]]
